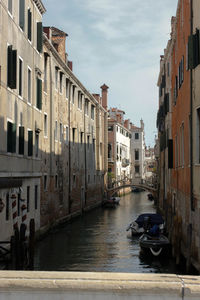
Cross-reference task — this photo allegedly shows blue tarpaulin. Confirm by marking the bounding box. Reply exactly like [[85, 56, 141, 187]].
[[135, 213, 164, 228]]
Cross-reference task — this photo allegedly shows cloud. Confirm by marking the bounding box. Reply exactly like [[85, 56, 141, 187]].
[[42, 0, 178, 146]]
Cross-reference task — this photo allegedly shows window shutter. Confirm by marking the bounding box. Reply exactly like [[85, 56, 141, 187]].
[[28, 131, 33, 156], [188, 35, 194, 69], [7, 45, 12, 87], [19, 126, 24, 155], [37, 22, 43, 52], [37, 78, 42, 110], [28, 9, 32, 41], [11, 50, 17, 89], [19, 0, 25, 30], [7, 121, 13, 152], [168, 139, 173, 169], [12, 123, 16, 153]]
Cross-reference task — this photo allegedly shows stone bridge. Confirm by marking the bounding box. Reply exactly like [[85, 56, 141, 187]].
[[107, 183, 157, 197]]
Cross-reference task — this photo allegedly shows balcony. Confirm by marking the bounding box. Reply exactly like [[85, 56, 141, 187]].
[[122, 158, 130, 167]]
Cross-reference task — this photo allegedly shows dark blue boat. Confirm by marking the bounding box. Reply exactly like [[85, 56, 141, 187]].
[[126, 213, 164, 235]]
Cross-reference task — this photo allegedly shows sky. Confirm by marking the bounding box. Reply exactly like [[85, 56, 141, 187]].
[[42, 0, 178, 147]]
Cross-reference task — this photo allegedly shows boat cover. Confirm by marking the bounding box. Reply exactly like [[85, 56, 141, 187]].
[[135, 213, 164, 228]]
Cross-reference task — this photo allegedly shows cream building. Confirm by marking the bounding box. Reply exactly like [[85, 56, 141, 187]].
[[0, 0, 45, 240]]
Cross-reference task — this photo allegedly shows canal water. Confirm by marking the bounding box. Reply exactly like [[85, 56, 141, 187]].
[[34, 191, 181, 274]]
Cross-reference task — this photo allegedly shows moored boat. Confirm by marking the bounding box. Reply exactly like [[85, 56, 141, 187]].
[[126, 213, 164, 235], [139, 232, 170, 256]]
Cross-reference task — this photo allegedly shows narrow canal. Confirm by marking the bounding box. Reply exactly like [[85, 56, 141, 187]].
[[34, 191, 181, 273]]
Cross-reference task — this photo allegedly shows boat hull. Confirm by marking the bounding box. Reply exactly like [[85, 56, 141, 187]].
[[139, 234, 170, 257]]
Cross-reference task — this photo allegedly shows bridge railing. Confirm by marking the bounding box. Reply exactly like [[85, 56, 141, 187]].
[[0, 271, 198, 299]]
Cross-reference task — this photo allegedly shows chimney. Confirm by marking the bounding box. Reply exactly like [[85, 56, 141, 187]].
[[124, 119, 130, 129], [140, 119, 144, 130], [68, 61, 73, 71], [100, 84, 109, 111], [51, 27, 68, 63], [92, 93, 101, 104]]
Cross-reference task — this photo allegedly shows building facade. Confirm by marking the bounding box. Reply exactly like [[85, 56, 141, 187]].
[[130, 120, 145, 184], [0, 2, 108, 241], [107, 108, 131, 187], [157, 0, 200, 272], [0, 0, 45, 240]]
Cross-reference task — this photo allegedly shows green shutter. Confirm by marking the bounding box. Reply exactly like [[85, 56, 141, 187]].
[[28, 131, 33, 156], [7, 121, 12, 152], [7, 45, 13, 88], [12, 123, 16, 153], [37, 22, 43, 52], [28, 9, 32, 41], [37, 78, 42, 110], [168, 139, 173, 169], [19, 126, 24, 155], [19, 0, 25, 30], [11, 50, 17, 89], [188, 35, 194, 70], [7, 46, 17, 89]]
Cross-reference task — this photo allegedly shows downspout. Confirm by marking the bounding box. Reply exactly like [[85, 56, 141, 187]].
[[190, 0, 194, 211], [49, 54, 53, 177], [84, 98, 87, 208], [68, 81, 71, 214]]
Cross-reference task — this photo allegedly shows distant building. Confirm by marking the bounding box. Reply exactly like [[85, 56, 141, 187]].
[[107, 108, 131, 187], [130, 120, 146, 184]]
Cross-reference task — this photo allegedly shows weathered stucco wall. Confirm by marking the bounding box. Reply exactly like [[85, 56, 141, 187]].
[[0, 271, 199, 300]]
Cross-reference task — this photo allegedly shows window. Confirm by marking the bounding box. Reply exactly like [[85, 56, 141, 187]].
[[8, 0, 12, 14], [55, 121, 58, 140], [44, 55, 47, 92], [108, 125, 113, 131], [72, 85, 75, 103], [36, 77, 42, 109], [181, 123, 184, 166], [85, 100, 89, 115], [19, 126, 24, 155], [60, 123, 63, 141], [178, 56, 184, 88], [197, 108, 200, 163], [44, 114, 47, 137], [78, 91, 82, 109], [27, 186, 30, 212], [18, 58, 23, 97], [27, 67, 31, 103], [7, 121, 16, 153], [6, 194, 9, 221], [80, 132, 83, 145], [35, 185, 38, 209], [44, 176, 47, 191], [65, 126, 69, 144], [91, 105, 95, 120], [135, 165, 140, 174], [35, 133, 39, 157], [27, 9, 32, 41], [135, 150, 139, 160], [19, 0, 25, 30], [108, 143, 112, 159], [100, 142, 102, 156], [135, 132, 139, 140], [37, 22, 43, 52], [72, 128, 76, 144], [87, 135, 90, 149], [55, 67, 58, 90], [66, 79, 69, 99], [93, 138, 95, 152], [73, 175, 76, 188], [60, 72, 63, 93], [7, 45, 17, 89], [28, 130, 33, 156]]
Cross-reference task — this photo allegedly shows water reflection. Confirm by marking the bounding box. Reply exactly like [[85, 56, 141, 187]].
[[34, 191, 180, 273]]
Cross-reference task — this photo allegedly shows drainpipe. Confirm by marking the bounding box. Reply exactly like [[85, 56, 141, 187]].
[[84, 98, 87, 208], [190, 0, 194, 211], [68, 81, 71, 214]]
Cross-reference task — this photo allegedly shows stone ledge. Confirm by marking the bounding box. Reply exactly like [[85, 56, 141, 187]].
[[0, 271, 198, 299]]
